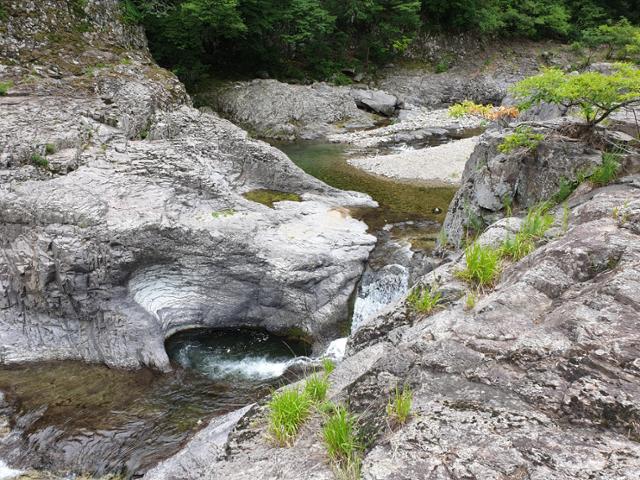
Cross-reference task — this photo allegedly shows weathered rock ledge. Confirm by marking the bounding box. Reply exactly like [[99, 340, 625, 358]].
[[0, 0, 376, 370]]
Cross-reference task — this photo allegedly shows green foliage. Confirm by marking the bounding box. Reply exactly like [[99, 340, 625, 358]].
[[456, 242, 501, 287], [511, 64, 640, 127], [322, 405, 361, 477], [464, 291, 477, 310], [0, 5, 7, 21], [448, 100, 493, 119], [268, 387, 312, 446], [406, 284, 442, 313], [554, 177, 579, 203], [498, 126, 545, 153], [0, 81, 13, 96], [386, 385, 412, 424], [589, 152, 621, 185], [121, 0, 144, 25], [322, 358, 336, 375], [31, 153, 49, 169], [500, 204, 554, 261], [45, 144, 56, 155], [434, 54, 453, 73], [304, 373, 329, 403], [582, 18, 640, 61]]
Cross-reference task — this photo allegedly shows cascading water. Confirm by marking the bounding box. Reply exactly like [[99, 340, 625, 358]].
[[165, 328, 311, 381]]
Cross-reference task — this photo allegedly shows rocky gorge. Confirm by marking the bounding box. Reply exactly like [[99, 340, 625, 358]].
[[1, 1, 640, 480]]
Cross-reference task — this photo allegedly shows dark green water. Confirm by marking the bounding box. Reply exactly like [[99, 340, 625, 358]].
[[0, 329, 306, 477], [277, 142, 456, 230]]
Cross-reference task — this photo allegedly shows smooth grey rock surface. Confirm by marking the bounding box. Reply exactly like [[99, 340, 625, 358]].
[[197, 79, 380, 140], [0, 0, 376, 370]]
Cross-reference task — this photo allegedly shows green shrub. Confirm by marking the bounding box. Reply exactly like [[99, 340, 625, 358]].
[[0, 81, 13, 96], [268, 388, 311, 446], [406, 285, 442, 314], [304, 373, 329, 403], [322, 358, 336, 375], [386, 385, 412, 425], [31, 154, 49, 169], [45, 143, 56, 155], [455, 242, 502, 287], [582, 18, 640, 62], [322, 405, 361, 477], [498, 126, 545, 154], [554, 177, 579, 203], [448, 100, 493, 119], [589, 152, 621, 186], [511, 64, 640, 127]]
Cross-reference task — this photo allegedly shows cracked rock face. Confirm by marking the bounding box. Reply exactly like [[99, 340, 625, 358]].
[[171, 177, 640, 480], [0, 0, 376, 370], [443, 129, 603, 246]]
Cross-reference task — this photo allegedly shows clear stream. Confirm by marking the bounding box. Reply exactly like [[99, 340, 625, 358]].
[[0, 137, 463, 478]]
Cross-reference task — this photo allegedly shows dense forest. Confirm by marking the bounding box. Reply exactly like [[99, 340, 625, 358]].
[[123, 0, 640, 85]]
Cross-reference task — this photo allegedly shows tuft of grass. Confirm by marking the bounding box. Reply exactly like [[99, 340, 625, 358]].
[[554, 177, 578, 203], [304, 373, 329, 403], [498, 126, 545, 154], [519, 204, 554, 239], [562, 202, 570, 233], [45, 143, 56, 155], [455, 242, 502, 287], [268, 387, 312, 446], [0, 80, 13, 96], [464, 291, 477, 311], [322, 405, 361, 478], [406, 285, 442, 314], [386, 385, 412, 425], [501, 204, 554, 261], [322, 358, 336, 375], [31, 153, 49, 169], [589, 152, 621, 186]]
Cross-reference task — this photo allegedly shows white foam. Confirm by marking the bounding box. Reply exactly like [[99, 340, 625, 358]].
[[0, 461, 22, 480], [202, 356, 290, 380], [324, 337, 348, 361]]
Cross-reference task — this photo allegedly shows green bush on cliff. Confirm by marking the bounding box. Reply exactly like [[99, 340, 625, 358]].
[[589, 152, 621, 185], [511, 64, 640, 127], [0, 81, 13, 96], [498, 126, 545, 153]]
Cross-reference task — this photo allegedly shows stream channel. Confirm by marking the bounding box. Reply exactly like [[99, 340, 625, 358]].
[[0, 130, 474, 478]]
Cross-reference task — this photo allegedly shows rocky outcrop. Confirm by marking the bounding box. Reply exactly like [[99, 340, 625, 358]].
[[443, 128, 603, 246], [156, 174, 640, 480], [0, 1, 376, 370], [198, 79, 404, 140]]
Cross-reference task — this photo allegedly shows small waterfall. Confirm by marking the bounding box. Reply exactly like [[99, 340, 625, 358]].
[[351, 263, 410, 332]]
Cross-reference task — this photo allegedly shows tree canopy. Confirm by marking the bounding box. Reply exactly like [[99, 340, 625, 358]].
[[124, 0, 640, 86]]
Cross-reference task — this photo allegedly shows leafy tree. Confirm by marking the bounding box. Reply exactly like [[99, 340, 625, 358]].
[[511, 63, 640, 127], [582, 18, 640, 61]]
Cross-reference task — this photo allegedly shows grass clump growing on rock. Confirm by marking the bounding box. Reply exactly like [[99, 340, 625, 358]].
[[406, 284, 441, 314], [0, 81, 13, 96], [455, 242, 501, 287], [322, 358, 336, 375], [322, 405, 361, 479], [501, 205, 554, 261], [498, 126, 545, 154], [268, 387, 312, 446], [386, 385, 412, 425], [304, 373, 329, 403], [590, 152, 621, 186], [31, 153, 48, 169]]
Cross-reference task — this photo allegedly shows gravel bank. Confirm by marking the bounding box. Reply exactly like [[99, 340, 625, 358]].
[[348, 136, 480, 184]]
